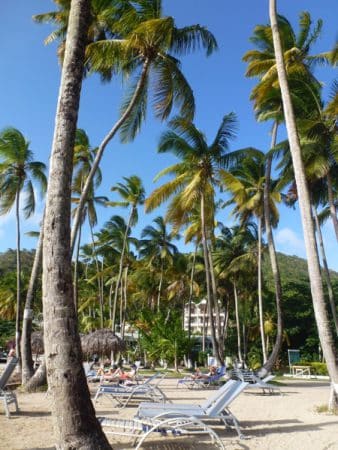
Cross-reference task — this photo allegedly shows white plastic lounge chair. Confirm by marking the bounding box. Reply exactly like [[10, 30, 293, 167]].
[[94, 372, 168, 408], [136, 379, 248, 439], [231, 368, 281, 395], [177, 365, 227, 389], [98, 415, 225, 449], [0, 356, 19, 418]]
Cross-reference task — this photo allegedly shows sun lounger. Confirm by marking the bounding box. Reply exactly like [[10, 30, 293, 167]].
[[0, 356, 19, 418], [94, 372, 168, 408], [98, 415, 225, 449], [231, 368, 281, 394], [136, 379, 248, 439], [177, 365, 227, 389]]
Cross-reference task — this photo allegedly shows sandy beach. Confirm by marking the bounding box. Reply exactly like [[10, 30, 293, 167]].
[[1, 377, 338, 450]]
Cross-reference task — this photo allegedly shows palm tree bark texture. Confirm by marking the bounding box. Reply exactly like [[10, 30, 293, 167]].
[[269, 0, 338, 410], [42, 0, 111, 448]]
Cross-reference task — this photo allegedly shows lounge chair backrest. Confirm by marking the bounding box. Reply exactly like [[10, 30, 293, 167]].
[[205, 380, 247, 416], [144, 372, 161, 385], [0, 357, 18, 390], [83, 361, 94, 376], [200, 379, 236, 409]]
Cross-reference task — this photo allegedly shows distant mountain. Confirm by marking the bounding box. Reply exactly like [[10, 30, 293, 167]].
[[0, 249, 35, 276]]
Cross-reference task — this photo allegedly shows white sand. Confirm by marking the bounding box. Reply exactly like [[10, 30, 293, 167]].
[[1, 378, 338, 450]]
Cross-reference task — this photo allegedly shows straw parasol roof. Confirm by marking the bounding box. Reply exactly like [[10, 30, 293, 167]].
[[80, 328, 125, 358]]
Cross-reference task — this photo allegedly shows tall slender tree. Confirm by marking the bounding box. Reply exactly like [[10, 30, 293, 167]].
[[221, 151, 281, 364], [0, 127, 47, 364], [107, 175, 145, 331], [41, 0, 111, 447], [139, 216, 179, 311], [269, 0, 338, 411], [146, 114, 237, 363]]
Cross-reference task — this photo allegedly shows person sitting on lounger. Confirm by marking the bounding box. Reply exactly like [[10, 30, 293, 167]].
[[191, 365, 217, 379], [99, 364, 137, 384]]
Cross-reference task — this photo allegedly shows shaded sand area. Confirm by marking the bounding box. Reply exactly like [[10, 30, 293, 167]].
[[1, 378, 338, 450]]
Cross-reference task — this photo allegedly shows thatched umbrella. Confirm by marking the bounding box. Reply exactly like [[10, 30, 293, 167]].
[[81, 328, 125, 359]]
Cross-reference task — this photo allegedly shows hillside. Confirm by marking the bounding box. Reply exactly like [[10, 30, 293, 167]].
[[0, 249, 35, 276]]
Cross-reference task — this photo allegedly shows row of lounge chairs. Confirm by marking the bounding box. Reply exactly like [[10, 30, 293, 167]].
[[1, 358, 280, 448], [98, 378, 249, 448]]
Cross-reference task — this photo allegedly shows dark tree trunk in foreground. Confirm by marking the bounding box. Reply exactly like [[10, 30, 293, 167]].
[[270, 0, 338, 410], [42, 1, 111, 448]]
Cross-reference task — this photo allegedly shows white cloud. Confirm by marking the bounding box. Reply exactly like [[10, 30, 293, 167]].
[[275, 227, 305, 256]]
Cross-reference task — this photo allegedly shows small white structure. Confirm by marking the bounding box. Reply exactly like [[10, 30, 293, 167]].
[[183, 299, 225, 335]]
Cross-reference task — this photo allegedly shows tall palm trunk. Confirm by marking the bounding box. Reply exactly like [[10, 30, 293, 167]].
[[313, 206, 338, 335], [259, 120, 283, 377], [257, 216, 267, 363], [70, 60, 151, 253], [208, 242, 224, 358], [233, 281, 243, 363], [21, 225, 44, 384], [270, 0, 338, 410], [121, 266, 128, 339], [157, 259, 164, 312], [15, 190, 22, 365], [187, 245, 197, 341], [111, 208, 133, 331], [73, 221, 82, 312], [89, 222, 104, 328], [326, 172, 338, 242], [200, 194, 221, 363], [42, 1, 111, 447]]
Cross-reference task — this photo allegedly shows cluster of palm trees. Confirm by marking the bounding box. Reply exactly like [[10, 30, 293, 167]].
[[0, 0, 337, 447]]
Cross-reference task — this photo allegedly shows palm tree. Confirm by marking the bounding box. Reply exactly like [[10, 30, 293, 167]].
[[33, 0, 119, 79], [0, 127, 47, 363], [213, 223, 257, 364], [139, 216, 179, 311], [36, 0, 217, 253], [95, 214, 138, 331], [269, 0, 338, 411], [145, 114, 237, 364], [71, 129, 108, 313], [41, 0, 111, 446], [221, 151, 281, 364], [243, 10, 332, 376], [107, 175, 145, 331]]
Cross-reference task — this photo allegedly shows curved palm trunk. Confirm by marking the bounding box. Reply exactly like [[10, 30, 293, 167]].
[[257, 216, 267, 363], [70, 59, 151, 253], [21, 226, 44, 385], [111, 208, 134, 332], [200, 194, 221, 363], [15, 190, 22, 365], [313, 206, 338, 335], [233, 281, 243, 363], [326, 172, 338, 242], [42, 1, 111, 447], [259, 121, 283, 377], [270, 0, 338, 410]]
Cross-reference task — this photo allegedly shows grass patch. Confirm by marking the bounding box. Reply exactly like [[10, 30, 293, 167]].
[[315, 404, 338, 415]]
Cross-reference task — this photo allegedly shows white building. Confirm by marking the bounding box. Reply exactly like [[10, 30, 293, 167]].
[[183, 299, 226, 335]]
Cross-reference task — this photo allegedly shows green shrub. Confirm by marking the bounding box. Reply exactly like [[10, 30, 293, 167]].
[[299, 360, 328, 376]]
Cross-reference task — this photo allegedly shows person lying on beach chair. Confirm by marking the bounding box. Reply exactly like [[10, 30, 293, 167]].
[[99, 364, 138, 384]]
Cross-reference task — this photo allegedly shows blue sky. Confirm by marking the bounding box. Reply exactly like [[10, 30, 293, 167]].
[[0, 0, 337, 270]]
